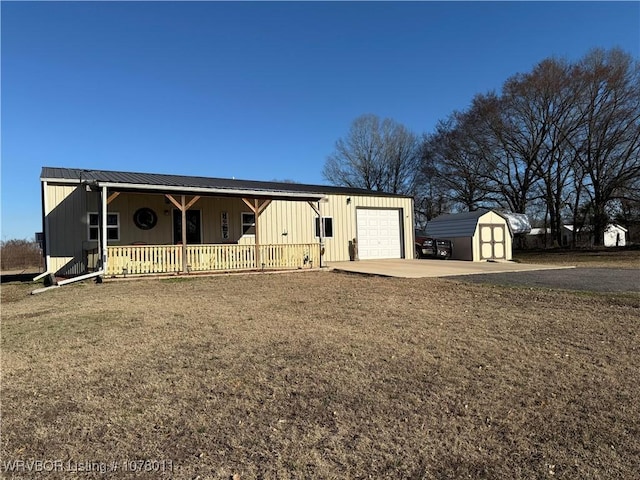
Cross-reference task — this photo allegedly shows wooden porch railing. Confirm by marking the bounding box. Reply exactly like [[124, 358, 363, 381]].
[[106, 243, 320, 276]]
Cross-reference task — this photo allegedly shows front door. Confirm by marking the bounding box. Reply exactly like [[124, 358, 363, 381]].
[[173, 210, 202, 244]]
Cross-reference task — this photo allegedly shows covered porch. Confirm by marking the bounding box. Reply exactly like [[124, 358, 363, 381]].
[[104, 242, 320, 276], [72, 172, 329, 278]]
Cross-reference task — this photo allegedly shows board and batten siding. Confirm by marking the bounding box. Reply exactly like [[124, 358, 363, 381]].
[[44, 182, 414, 274], [44, 182, 97, 275], [473, 211, 512, 261], [238, 193, 413, 262], [306, 193, 414, 262]]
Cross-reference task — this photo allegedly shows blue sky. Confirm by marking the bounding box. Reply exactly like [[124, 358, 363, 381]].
[[1, 1, 639, 240]]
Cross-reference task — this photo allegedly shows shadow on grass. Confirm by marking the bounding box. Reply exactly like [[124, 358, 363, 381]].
[[0, 273, 39, 284]]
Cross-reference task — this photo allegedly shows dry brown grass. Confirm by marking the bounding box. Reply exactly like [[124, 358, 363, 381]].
[[0, 240, 43, 272], [514, 247, 640, 269], [2, 271, 639, 479]]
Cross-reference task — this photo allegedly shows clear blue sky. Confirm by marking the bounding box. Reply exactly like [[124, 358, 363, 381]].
[[1, 1, 638, 240]]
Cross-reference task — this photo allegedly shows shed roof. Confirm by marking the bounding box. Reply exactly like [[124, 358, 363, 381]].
[[424, 209, 510, 238], [41, 167, 411, 200], [499, 211, 531, 235], [425, 209, 488, 237]]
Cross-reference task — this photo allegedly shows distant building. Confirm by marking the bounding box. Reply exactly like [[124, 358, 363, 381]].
[[559, 224, 627, 247]]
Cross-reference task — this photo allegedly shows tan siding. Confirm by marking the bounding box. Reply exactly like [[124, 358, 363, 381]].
[[46, 183, 90, 275], [472, 212, 512, 261], [260, 194, 414, 262], [44, 184, 415, 271]]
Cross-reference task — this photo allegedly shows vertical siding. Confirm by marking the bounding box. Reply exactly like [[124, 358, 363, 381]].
[[472, 212, 512, 261], [45, 183, 90, 275], [105, 194, 260, 245], [45, 185, 415, 272], [258, 194, 414, 262]]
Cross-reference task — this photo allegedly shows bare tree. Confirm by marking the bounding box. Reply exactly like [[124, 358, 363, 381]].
[[421, 112, 496, 212], [473, 89, 544, 215], [570, 49, 640, 245], [414, 48, 639, 247], [381, 121, 421, 195], [414, 137, 452, 225], [519, 58, 584, 246], [323, 114, 420, 195]]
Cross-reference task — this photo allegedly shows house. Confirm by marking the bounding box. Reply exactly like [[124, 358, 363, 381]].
[[424, 209, 513, 261], [604, 224, 628, 247], [561, 224, 628, 247], [39, 167, 414, 278], [524, 227, 551, 249]]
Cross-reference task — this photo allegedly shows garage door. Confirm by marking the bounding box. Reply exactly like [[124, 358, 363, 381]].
[[479, 224, 506, 260], [356, 209, 402, 259]]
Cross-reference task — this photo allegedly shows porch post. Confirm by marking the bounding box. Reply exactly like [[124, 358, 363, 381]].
[[242, 198, 272, 270], [317, 201, 324, 268], [307, 201, 323, 268], [101, 185, 108, 274], [254, 198, 261, 269], [163, 194, 201, 274], [181, 195, 187, 273]]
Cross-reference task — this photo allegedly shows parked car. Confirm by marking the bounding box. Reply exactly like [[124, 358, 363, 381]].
[[415, 229, 453, 259]]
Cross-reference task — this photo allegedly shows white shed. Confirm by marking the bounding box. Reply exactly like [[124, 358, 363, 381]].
[[561, 224, 628, 247], [425, 209, 513, 261], [604, 224, 627, 247]]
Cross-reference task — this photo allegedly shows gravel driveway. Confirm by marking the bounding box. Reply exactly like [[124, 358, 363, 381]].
[[450, 267, 640, 293]]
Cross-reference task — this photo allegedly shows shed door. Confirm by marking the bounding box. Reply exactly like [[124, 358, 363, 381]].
[[356, 208, 402, 260], [479, 224, 505, 260]]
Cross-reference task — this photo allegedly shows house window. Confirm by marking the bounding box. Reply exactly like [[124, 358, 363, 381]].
[[241, 212, 255, 235], [315, 217, 333, 238], [88, 212, 120, 241]]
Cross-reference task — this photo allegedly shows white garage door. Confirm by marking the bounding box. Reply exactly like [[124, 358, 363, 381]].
[[356, 208, 402, 259]]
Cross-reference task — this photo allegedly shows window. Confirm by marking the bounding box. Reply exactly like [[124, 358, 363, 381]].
[[88, 212, 120, 241], [133, 207, 157, 230], [241, 212, 255, 235], [315, 217, 333, 238]]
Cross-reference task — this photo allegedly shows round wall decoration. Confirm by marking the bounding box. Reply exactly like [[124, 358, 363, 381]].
[[133, 207, 158, 230]]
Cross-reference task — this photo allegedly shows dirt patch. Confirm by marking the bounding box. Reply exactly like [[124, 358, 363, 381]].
[[2, 272, 639, 479]]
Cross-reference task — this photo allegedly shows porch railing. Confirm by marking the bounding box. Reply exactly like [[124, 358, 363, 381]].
[[106, 243, 320, 276]]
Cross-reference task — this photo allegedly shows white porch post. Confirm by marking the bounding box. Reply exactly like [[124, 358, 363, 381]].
[[101, 185, 108, 274], [318, 201, 324, 268], [307, 200, 324, 268], [181, 195, 187, 273]]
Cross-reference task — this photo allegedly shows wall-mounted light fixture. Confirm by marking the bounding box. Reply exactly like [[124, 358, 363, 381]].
[[346, 197, 351, 205]]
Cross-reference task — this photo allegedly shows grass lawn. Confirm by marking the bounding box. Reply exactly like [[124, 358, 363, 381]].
[[514, 247, 640, 269], [2, 270, 639, 479]]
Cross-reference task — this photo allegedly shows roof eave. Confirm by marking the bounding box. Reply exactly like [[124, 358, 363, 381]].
[[41, 177, 326, 201]]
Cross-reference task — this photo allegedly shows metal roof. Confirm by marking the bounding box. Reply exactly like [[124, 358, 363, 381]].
[[425, 209, 496, 237], [425, 209, 528, 237], [40, 167, 411, 200], [498, 212, 531, 235]]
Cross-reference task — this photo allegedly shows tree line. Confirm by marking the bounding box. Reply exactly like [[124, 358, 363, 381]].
[[323, 48, 640, 246]]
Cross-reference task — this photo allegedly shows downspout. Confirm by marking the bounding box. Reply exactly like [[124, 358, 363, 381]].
[[32, 180, 106, 293], [31, 270, 106, 294]]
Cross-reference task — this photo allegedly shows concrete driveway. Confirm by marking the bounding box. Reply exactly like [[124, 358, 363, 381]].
[[327, 259, 574, 278]]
